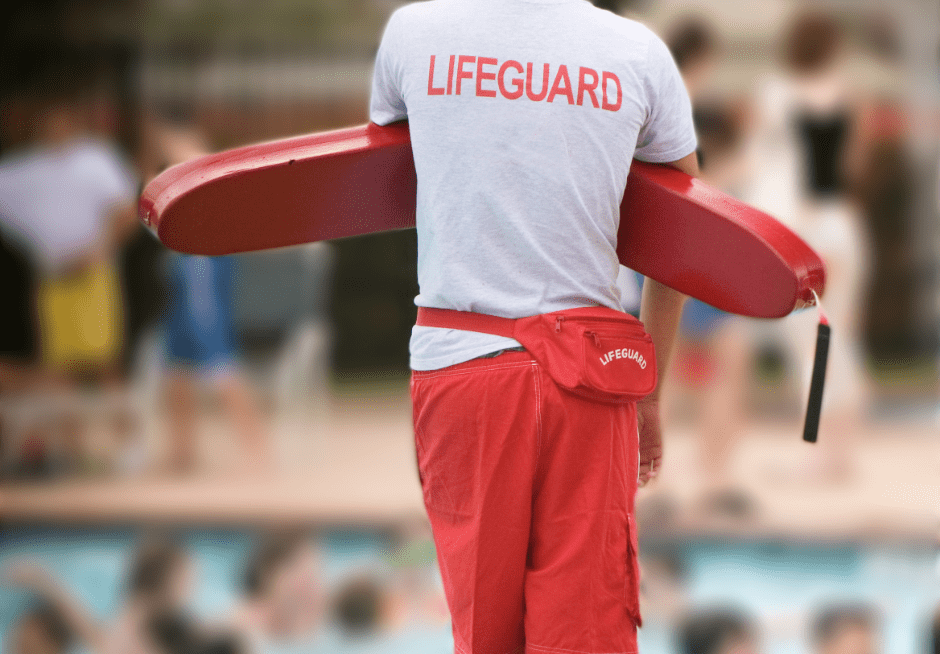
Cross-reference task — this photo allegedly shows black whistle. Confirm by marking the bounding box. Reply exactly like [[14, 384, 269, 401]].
[[803, 321, 831, 443]]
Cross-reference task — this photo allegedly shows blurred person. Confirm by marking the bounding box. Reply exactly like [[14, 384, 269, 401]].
[[639, 547, 688, 626], [719, 10, 871, 485], [0, 53, 140, 475], [232, 530, 322, 650], [162, 252, 270, 475], [147, 611, 245, 654], [143, 115, 271, 475], [636, 546, 690, 654], [331, 575, 391, 638], [373, 2, 698, 653], [666, 16, 720, 114], [110, 538, 198, 654], [198, 639, 246, 654], [656, 16, 761, 514], [0, 229, 47, 479], [5, 603, 74, 654], [617, 16, 721, 317], [682, 110, 762, 518], [0, 230, 38, 390], [841, 92, 925, 411], [771, 10, 870, 481], [2, 537, 195, 654], [661, 15, 728, 383], [3, 561, 103, 653], [679, 607, 762, 654], [809, 603, 881, 654], [384, 516, 449, 629]]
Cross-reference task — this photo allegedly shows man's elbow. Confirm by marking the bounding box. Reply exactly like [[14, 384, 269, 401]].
[[665, 151, 699, 178]]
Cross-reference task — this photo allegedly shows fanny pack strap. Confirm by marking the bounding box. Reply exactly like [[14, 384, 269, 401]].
[[416, 307, 517, 339]]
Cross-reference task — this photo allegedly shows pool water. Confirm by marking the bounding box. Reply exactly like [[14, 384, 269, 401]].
[[1, 526, 937, 654], [0, 525, 452, 654], [639, 539, 940, 654]]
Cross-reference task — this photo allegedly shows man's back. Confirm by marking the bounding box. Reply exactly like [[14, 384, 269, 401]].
[[370, 0, 696, 370]]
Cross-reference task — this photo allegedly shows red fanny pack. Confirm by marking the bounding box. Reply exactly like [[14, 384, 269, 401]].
[[416, 306, 657, 403]]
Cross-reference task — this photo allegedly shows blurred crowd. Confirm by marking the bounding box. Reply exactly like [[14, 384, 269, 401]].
[[0, 0, 936, 484], [0, 0, 937, 483], [1, 524, 938, 654], [604, 4, 940, 526], [2, 524, 450, 654], [633, 537, 938, 654], [659, 8, 880, 514], [0, 50, 335, 479], [1, 0, 939, 652]]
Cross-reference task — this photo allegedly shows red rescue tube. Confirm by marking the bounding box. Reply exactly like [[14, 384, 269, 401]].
[[140, 122, 824, 318]]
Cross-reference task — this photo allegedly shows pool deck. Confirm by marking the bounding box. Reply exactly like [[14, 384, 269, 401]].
[[1, 387, 938, 543]]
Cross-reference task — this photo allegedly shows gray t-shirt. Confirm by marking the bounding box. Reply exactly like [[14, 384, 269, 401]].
[[370, 0, 696, 370]]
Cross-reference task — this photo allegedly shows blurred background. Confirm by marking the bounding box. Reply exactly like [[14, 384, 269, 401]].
[[0, 0, 939, 653]]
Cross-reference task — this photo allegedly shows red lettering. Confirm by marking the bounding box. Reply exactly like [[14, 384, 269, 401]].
[[476, 57, 498, 97], [431, 56, 617, 109], [427, 56, 445, 96], [498, 60, 524, 100], [455, 55, 475, 95], [525, 63, 550, 102], [577, 67, 599, 107], [602, 71, 622, 111], [446, 55, 456, 95], [547, 64, 574, 104]]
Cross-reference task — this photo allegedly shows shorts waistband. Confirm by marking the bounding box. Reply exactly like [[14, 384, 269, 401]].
[[411, 348, 533, 377]]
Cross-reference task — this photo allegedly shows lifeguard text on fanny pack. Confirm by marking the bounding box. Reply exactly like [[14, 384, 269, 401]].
[[600, 348, 647, 369]]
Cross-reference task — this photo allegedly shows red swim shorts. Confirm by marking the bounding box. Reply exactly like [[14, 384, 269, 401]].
[[411, 349, 642, 654]]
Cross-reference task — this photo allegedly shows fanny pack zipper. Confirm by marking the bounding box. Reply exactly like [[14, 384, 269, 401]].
[[585, 329, 651, 349], [555, 315, 648, 340]]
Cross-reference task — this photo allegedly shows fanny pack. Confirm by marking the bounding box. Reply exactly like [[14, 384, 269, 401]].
[[416, 306, 657, 403]]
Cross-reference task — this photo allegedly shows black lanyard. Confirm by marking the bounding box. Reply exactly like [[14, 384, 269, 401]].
[[803, 291, 831, 443]]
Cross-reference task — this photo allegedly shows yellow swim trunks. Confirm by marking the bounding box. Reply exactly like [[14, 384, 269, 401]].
[[38, 262, 123, 371]]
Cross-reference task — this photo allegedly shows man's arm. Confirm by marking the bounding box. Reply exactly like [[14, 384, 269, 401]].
[[108, 202, 139, 248], [636, 151, 698, 487], [3, 561, 106, 653]]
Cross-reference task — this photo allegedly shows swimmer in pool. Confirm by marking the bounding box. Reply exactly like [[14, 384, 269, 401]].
[[3, 538, 202, 654], [232, 531, 323, 651]]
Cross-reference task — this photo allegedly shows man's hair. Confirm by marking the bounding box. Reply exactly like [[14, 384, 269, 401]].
[[128, 537, 187, 602], [782, 11, 843, 74], [589, 0, 621, 13], [20, 602, 74, 653], [148, 609, 247, 654], [242, 530, 308, 598], [666, 17, 718, 73], [199, 636, 247, 654], [0, 45, 100, 108], [810, 602, 878, 646], [642, 547, 687, 583], [332, 575, 384, 635], [696, 106, 741, 153], [679, 607, 756, 654]]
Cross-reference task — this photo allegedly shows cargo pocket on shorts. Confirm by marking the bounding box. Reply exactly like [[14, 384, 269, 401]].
[[625, 513, 643, 627]]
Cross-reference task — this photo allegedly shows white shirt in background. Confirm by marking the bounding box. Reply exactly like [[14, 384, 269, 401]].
[[0, 138, 137, 275]]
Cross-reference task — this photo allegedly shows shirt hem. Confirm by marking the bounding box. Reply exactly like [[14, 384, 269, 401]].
[[633, 139, 698, 165], [410, 337, 524, 371]]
